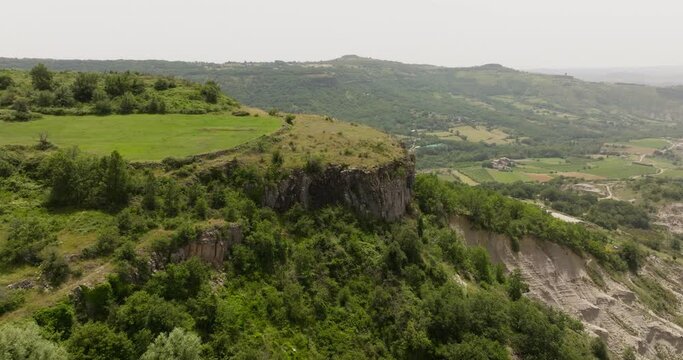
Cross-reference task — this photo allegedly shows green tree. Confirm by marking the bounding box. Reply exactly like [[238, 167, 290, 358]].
[[285, 114, 295, 125], [92, 89, 112, 115], [200, 81, 220, 103], [0, 74, 14, 90], [144, 96, 166, 114], [117, 92, 137, 114], [104, 73, 131, 97], [145, 258, 210, 301], [194, 196, 208, 219], [39, 249, 70, 287], [620, 241, 641, 273], [142, 172, 158, 211], [73, 283, 114, 322], [140, 328, 202, 360], [33, 90, 55, 107], [469, 246, 494, 284], [82, 228, 121, 258], [67, 322, 134, 360], [163, 181, 181, 217], [30, 63, 53, 90], [437, 335, 509, 360], [0, 217, 55, 265], [72, 73, 99, 102], [0, 322, 68, 360], [115, 291, 194, 351], [153, 78, 175, 91], [509, 300, 563, 360], [591, 337, 609, 360], [507, 269, 529, 301], [33, 302, 75, 340], [101, 151, 129, 207], [11, 97, 31, 121], [53, 85, 75, 107]]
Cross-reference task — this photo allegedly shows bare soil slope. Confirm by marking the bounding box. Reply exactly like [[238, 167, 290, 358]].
[[451, 216, 683, 359]]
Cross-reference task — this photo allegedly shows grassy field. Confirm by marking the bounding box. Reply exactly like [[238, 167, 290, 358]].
[[446, 155, 662, 185], [427, 125, 511, 144], [0, 114, 282, 161], [202, 114, 405, 170], [627, 138, 670, 149]]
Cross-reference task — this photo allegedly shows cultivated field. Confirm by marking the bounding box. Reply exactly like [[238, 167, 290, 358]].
[[449, 155, 662, 185], [427, 125, 512, 144], [0, 114, 282, 161]]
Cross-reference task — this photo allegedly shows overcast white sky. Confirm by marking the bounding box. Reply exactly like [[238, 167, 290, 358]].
[[1, 0, 681, 69]]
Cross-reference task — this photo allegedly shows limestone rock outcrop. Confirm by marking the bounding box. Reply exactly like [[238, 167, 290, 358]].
[[171, 223, 243, 267], [262, 155, 415, 221]]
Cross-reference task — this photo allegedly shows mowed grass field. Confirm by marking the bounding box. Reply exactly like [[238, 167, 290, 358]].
[[0, 114, 282, 160]]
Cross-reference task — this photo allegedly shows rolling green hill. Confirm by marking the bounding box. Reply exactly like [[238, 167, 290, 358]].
[[5, 56, 683, 174], [3, 56, 683, 143]]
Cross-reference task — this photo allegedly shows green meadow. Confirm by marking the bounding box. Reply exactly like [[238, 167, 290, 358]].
[[451, 155, 661, 185], [0, 114, 282, 161]]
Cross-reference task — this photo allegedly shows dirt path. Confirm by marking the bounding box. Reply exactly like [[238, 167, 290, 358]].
[[599, 184, 614, 200]]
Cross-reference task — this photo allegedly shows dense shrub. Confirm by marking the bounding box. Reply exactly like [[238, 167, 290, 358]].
[[140, 328, 202, 360], [41, 148, 130, 209], [30, 63, 53, 90], [144, 96, 166, 114], [117, 92, 138, 114], [586, 200, 650, 230], [153, 78, 175, 91], [200, 81, 220, 104], [0, 74, 14, 90], [82, 228, 122, 259], [67, 322, 135, 360], [0, 289, 25, 316], [40, 249, 71, 287], [72, 73, 100, 102], [0, 217, 56, 266], [0, 322, 68, 359], [145, 258, 210, 301], [54, 85, 76, 107], [33, 302, 75, 340], [33, 90, 55, 107]]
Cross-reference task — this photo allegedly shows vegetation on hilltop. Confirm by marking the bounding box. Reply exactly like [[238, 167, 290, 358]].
[[0, 65, 237, 121], [5, 57, 683, 136], [5, 57, 683, 169], [0, 141, 608, 359], [200, 113, 405, 172]]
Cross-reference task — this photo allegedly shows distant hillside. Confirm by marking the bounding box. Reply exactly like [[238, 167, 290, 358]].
[[3, 56, 683, 147], [532, 66, 683, 86]]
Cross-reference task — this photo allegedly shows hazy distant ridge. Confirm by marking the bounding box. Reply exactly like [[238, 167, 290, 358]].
[[531, 66, 683, 86]]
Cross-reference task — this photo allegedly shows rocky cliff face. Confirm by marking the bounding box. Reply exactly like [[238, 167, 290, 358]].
[[450, 216, 683, 359], [170, 223, 243, 267], [262, 155, 415, 221]]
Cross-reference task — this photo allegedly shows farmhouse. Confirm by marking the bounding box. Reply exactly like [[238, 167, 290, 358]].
[[491, 157, 516, 171]]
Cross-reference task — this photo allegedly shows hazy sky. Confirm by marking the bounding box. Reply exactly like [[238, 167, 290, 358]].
[[2, 0, 681, 68]]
